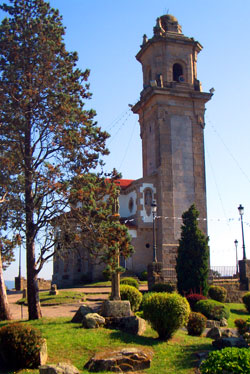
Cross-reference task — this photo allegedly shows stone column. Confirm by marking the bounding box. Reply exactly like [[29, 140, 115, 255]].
[[147, 262, 163, 291], [239, 259, 250, 290]]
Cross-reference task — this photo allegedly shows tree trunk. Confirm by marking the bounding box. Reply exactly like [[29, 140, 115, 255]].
[[110, 254, 121, 300], [25, 122, 42, 320], [0, 251, 12, 320]]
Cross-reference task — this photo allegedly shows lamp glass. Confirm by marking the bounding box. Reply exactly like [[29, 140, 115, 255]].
[[238, 204, 244, 216]]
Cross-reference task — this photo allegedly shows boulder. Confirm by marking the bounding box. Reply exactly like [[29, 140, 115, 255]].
[[212, 337, 249, 349], [206, 327, 222, 340], [206, 320, 220, 328], [221, 329, 235, 338], [84, 347, 153, 372], [82, 313, 105, 329], [105, 316, 146, 336], [71, 304, 94, 323], [39, 362, 80, 374], [220, 318, 228, 327], [100, 300, 132, 318]]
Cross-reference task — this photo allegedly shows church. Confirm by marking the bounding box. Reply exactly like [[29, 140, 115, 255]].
[[52, 14, 212, 287]]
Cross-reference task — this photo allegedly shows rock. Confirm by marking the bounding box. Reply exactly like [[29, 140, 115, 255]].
[[82, 313, 105, 329], [105, 316, 146, 336], [39, 362, 80, 374], [206, 327, 222, 340], [206, 320, 220, 328], [71, 304, 94, 323], [84, 347, 153, 372], [220, 318, 228, 327], [221, 329, 235, 338], [100, 300, 132, 318], [38, 339, 48, 366], [49, 284, 58, 296], [212, 337, 249, 349]]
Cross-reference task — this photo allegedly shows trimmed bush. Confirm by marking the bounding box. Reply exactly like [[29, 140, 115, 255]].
[[138, 271, 147, 281], [200, 347, 250, 374], [187, 312, 207, 336], [195, 299, 230, 321], [0, 323, 43, 369], [242, 292, 250, 313], [120, 277, 139, 289], [234, 318, 250, 336], [151, 282, 176, 293], [142, 292, 190, 340], [120, 285, 142, 311], [208, 285, 227, 302], [186, 293, 207, 310]]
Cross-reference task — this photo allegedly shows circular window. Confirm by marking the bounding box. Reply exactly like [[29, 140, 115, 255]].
[[145, 243, 150, 248]]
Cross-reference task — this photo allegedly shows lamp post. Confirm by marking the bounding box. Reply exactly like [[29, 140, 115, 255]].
[[151, 200, 157, 263], [234, 239, 239, 274], [238, 204, 246, 260]]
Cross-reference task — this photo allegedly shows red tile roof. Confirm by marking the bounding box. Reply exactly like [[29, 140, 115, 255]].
[[114, 179, 134, 189]]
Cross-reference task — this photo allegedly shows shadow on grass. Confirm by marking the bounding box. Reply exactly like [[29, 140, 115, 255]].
[[109, 329, 162, 346], [231, 308, 248, 316]]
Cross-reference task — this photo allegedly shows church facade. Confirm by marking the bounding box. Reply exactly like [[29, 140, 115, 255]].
[[52, 14, 212, 287]]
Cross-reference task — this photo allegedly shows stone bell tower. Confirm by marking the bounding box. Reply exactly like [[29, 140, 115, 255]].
[[132, 15, 212, 268]]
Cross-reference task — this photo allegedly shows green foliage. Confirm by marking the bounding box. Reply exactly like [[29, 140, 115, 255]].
[[186, 293, 207, 311], [242, 292, 250, 313], [176, 204, 209, 296], [120, 277, 139, 289], [0, 0, 112, 319], [0, 323, 43, 369], [151, 282, 176, 293], [208, 285, 227, 302], [120, 284, 142, 312], [200, 347, 250, 374], [187, 312, 207, 336], [195, 299, 230, 321], [142, 292, 190, 340], [234, 318, 250, 336], [138, 271, 148, 281]]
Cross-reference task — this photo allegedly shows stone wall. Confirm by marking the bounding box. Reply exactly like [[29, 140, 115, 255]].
[[15, 277, 51, 291], [213, 279, 246, 303]]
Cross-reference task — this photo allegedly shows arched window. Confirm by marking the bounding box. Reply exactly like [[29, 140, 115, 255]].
[[173, 63, 184, 82]]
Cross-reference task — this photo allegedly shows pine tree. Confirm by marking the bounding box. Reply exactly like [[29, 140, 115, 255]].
[[176, 204, 209, 296], [0, 0, 109, 319]]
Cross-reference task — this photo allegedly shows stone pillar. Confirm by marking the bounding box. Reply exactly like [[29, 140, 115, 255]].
[[147, 262, 163, 291], [239, 259, 250, 290]]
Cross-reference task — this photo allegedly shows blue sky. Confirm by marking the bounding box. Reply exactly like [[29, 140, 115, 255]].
[[2, 0, 250, 280]]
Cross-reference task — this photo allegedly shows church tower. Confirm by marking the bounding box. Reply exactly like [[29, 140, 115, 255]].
[[132, 15, 212, 267]]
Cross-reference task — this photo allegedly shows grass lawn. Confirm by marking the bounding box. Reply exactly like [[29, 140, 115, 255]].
[[16, 291, 86, 306], [0, 318, 214, 374], [227, 302, 250, 327]]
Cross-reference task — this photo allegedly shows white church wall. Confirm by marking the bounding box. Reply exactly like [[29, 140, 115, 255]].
[[119, 190, 137, 217]]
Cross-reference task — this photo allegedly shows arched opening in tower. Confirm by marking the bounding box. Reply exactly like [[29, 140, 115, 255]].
[[173, 63, 183, 82]]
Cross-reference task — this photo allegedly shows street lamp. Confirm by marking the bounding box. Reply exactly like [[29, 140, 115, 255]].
[[238, 204, 246, 260], [151, 200, 157, 263], [234, 239, 239, 273]]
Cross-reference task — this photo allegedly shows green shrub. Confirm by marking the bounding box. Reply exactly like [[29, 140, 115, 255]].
[[142, 292, 190, 340], [200, 347, 250, 374], [151, 282, 176, 293], [138, 271, 147, 281], [187, 312, 207, 336], [120, 277, 139, 289], [186, 293, 207, 310], [0, 323, 43, 369], [120, 285, 142, 311], [234, 318, 250, 336], [208, 285, 227, 302], [243, 292, 250, 313], [195, 299, 230, 321]]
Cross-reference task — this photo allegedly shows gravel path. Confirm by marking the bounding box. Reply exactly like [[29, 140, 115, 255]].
[[7, 285, 147, 320]]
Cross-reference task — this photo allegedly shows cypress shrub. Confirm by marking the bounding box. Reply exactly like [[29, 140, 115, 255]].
[[208, 285, 227, 302], [120, 277, 139, 289], [195, 299, 230, 321], [242, 292, 250, 313], [120, 284, 142, 311], [187, 312, 207, 336]]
